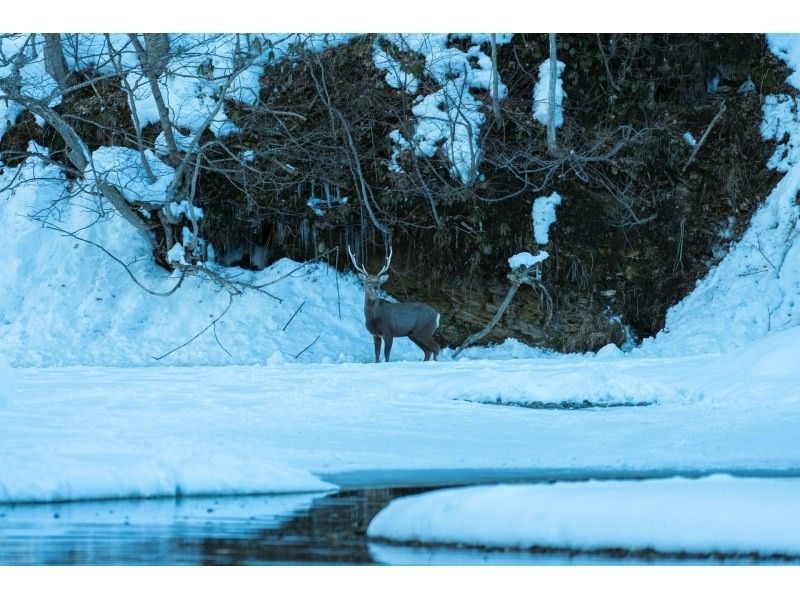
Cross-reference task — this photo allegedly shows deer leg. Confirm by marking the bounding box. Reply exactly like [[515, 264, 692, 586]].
[[383, 336, 394, 362], [420, 336, 440, 361], [373, 335, 381, 363], [429, 339, 440, 361], [409, 336, 431, 361]]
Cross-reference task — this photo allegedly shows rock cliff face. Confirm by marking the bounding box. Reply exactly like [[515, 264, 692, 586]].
[[226, 34, 789, 351]]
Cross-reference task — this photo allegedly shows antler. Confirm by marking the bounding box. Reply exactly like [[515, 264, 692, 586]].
[[376, 245, 393, 277], [346, 245, 369, 275]]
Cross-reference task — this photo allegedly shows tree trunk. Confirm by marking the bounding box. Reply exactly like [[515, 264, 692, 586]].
[[490, 34, 503, 129], [143, 34, 170, 76], [128, 34, 180, 163], [547, 33, 558, 156], [42, 34, 69, 90]]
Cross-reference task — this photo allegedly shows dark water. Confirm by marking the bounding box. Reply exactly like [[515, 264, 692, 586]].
[[0, 486, 794, 565]]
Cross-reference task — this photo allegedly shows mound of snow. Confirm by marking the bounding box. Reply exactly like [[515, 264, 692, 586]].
[[0, 451, 334, 504], [712, 324, 800, 379], [0, 153, 427, 367], [368, 475, 800, 557]]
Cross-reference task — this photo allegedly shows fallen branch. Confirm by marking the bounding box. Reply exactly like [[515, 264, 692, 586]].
[[742, 239, 778, 271], [452, 279, 521, 358], [682, 101, 727, 173], [452, 268, 552, 358]]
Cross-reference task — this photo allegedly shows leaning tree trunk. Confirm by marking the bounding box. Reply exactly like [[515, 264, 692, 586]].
[[42, 34, 69, 90], [452, 269, 553, 357]]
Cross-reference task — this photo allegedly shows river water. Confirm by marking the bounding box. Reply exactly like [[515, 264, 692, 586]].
[[1, 482, 793, 565]]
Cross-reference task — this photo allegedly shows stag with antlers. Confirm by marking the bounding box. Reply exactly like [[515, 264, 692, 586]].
[[347, 246, 441, 362]]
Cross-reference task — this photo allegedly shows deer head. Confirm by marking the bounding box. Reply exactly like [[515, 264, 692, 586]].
[[347, 245, 392, 298]]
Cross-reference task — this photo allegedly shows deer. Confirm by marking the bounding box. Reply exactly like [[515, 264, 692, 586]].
[[347, 245, 441, 363]]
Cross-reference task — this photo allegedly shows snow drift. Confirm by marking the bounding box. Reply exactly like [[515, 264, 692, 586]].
[[0, 152, 425, 367], [367, 475, 800, 557]]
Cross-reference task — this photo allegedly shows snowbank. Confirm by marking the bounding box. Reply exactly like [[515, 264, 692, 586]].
[[368, 475, 800, 557], [0, 153, 422, 367], [0, 453, 334, 504]]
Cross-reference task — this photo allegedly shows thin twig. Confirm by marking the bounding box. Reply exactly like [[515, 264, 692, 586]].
[[597, 34, 620, 92], [282, 300, 306, 331], [683, 101, 727, 173], [673, 217, 686, 273], [250, 247, 336, 289], [153, 293, 233, 360], [742, 239, 777, 271], [213, 321, 232, 356], [294, 334, 321, 359], [335, 247, 342, 320]]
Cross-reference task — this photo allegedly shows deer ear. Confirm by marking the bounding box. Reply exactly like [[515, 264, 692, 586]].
[[378, 274, 389, 284]]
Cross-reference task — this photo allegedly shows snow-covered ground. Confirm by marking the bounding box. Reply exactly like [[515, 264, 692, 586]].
[[367, 476, 800, 557], [1, 324, 798, 503]]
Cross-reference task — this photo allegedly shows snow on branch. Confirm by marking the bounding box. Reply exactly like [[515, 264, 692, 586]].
[[508, 251, 549, 270], [86, 146, 175, 205], [377, 34, 512, 186]]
